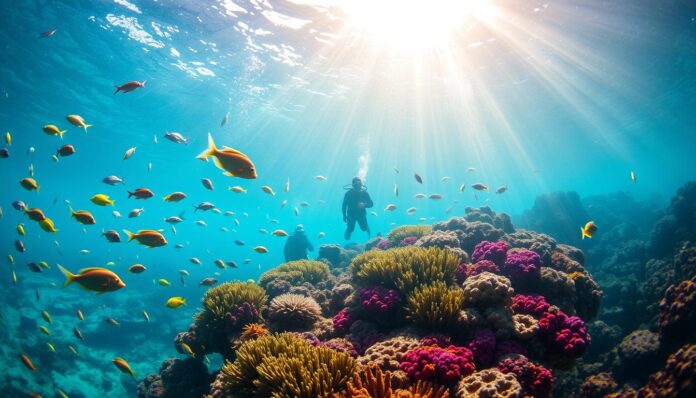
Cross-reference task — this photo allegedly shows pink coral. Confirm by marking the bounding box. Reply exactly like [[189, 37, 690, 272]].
[[333, 308, 356, 332], [376, 239, 391, 250], [400, 345, 476, 385], [502, 250, 542, 284], [467, 329, 496, 368], [471, 240, 509, 266], [359, 286, 401, 314], [498, 354, 554, 398], [511, 294, 551, 318], [539, 307, 589, 357], [400, 236, 419, 247]]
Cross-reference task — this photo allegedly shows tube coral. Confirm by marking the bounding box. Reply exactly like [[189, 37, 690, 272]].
[[405, 282, 464, 331]]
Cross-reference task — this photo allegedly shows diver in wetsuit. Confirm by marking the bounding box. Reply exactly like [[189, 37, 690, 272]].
[[342, 177, 374, 240], [284, 225, 314, 262]]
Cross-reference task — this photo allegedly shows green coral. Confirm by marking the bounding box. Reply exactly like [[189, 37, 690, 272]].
[[350, 246, 459, 294], [259, 260, 330, 288], [220, 333, 356, 398], [201, 281, 267, 318], [387, 225, 432, 246], [405, 281, 464, 331]]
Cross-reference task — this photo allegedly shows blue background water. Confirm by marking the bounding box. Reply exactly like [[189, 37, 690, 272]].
[[0, 0, 694, 396]]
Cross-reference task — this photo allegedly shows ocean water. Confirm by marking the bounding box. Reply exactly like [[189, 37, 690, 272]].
[[0, 0, 694, 397]]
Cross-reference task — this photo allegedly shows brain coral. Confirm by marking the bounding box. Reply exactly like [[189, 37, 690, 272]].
[[512, 314, 539, 340], [358, 336, 421, 371], [415, 230, 462, 250], [461, 272, 514, 308], [267, 293, 322, 331], [432, 218, 505, 253], [454, 368, 522, 398]]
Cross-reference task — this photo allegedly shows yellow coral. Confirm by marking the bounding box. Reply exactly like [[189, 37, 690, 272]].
[[406, 281, 464, 331], [221, 333, 356, 398], [259, 260, 330, 288], [201, 281, 267, 318], [351, 247, 459, 294], [387, 225, 432, 246]]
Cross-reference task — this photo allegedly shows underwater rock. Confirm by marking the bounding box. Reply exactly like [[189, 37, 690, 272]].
[[517, 191, 589, 246], [464, 206, 515, 234], [614, 329, 661, 382], [658, 274, 696, 345], [317, 244, 351, 268], [649, 181, 696, 258], [579, 372, 618, 398], [635, 343, 696, 398], [503, 230, 558, 266], [137, 358, 212, 398]]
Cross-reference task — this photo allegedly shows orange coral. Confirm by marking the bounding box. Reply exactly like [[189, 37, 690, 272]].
[[339, 365, 449, 398], [234, 323, 269, 347]]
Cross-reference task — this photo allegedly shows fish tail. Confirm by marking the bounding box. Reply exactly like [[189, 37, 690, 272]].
[[114, 86, 121, 95], [110, 199, 115, 206], [196, 133, 217, 160], [83, 124, 92, 132], [69, 207, 75, 217], [58, 264, 75, 287], [58, 130, 65, 139], [581, 227, 587, 240], [123, 229, 135, 242], [127, 191, 133, 198]]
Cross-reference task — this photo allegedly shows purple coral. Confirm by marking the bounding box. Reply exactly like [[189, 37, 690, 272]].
[[321, 338, 358, 357], [471, 240, 509, 266], [511, 294, 551, 318], [359, 286, 401, 314], [455, 260, 501, 284], [467, 329, 496, 368], [495, 340, 528, 359], [400, 236, 419, 247], [502, 250, 542, 284], [400, 345, 476, 385], [498, 354, 554, 398], [539, 308, 589, 357], [376, 239, 391, 250], [224, 302, 260, 331], [420, 334, 452, 348], [332, 308, 356, 332]]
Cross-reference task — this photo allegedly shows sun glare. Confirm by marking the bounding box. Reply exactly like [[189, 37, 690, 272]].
[[339, 0, 499, 50]]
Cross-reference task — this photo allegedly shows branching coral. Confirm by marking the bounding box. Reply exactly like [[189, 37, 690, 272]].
[[400, 344, 476, 385], [268, 293, 323, 331], [405, 282, 464, 331], [461, 272, 514, 308], [351, 247, 459, 295], [235, 323, 269, 346], [342, 365, 450, 398], [388, 225, 433, 246], [259, 260, 330, 288], [220, 333, 357, 398], [454, 368, 522, 398]]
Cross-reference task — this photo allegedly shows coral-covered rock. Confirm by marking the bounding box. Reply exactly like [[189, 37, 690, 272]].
[[467, 329, 496, 368], [333, 308, 356, 333], [465, 206, 515, 234], [538, 306, 589, 358], [416, 230, 461, 250], [511, 294, 551, 318], [637, 343, 696, 398], [497, 354, 554, 398], [318, 244, 351, 268], [462, 272, 514, 308], [433, 218, 505, 253], [659, 275, 696, 342], [358, 336, 420, 373], [267, 293, 322, 331], [674, 241, 696, 281], [400, 345, 476, 385], [455, 368, 522, 398], [569, 271, 603, 320], [503, 230, 557, 266], [617, 330, 660, 377], [359, 286, 401, 314], [137, 358, 212, 398], [536, 267, 576, 314], [580, 372, 618, 398], [471, 240, 509, 266], [502, 250, 542, 285], [482, 307, 515, 340], [322, 337, 358, 357]]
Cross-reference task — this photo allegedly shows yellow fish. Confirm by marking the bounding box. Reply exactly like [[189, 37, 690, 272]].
[[581, 221, 598, 240], [66, 115, 92, 132], [142, 310, 150, 322], [90, 194, 115, 206], [181, 342, 195, 358], [57, 390, 69, 398], [112, 357, 136, 377], [197, 133, 257, 179], [76, 309, 85, 321], [41, 311, 52, 323], [39, 217, 59, 233], [58, 265, 125, 293], [46, 342, 56, 352], [43, 124, 66, 139], [158, 279, 171, 286], [38, 261, 50, 269], [19, 177, 40, 191], [8, 254, 14, 264], [166, 296, 186, 308], [17, 224, 25, 236], [272, 229, 288, 237], [12, 271, 17, 284], [5, 131, 10, 145], [39, 326, 51, 335]]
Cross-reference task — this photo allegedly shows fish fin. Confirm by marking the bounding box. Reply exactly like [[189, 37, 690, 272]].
[[110, 200, 115, 206], [196, 133, 216, 160], [123, 229, 135, 241], [58, 264, 75, 287], [211, 154, 226, 171], [58, 130, 65, 139], [223, 170, 236, 177], [581, 227, 587, 240]]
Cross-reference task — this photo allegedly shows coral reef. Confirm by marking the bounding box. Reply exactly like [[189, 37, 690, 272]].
[[137, 358, 212, 398], [433, 218, 505, 254], [406, 282, 463, 331], [387, 225, 433, 247], [464, 206, 515, 234], [658, 274, 696, 343], [579, 372, 618, 398], [635, 343, 696, 398], [454, 368, 522, 398], [267, 293, 323, 331], [399, 344, 476, 385], [259, 260, 330, 288]]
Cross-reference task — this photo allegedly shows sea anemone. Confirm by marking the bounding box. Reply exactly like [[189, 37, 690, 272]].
[[268, 293, 323, 331]]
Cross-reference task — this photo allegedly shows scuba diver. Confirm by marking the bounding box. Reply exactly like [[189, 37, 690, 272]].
[[284, 225, 314, 262], [342, 177, 374, 240]]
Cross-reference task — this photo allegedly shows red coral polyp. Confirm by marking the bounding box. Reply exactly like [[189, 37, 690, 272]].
[[400, 345, 476, 385]]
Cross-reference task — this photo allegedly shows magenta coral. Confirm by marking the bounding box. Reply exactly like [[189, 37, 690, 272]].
[[376, 239, 391, 250], [332, 308, 356, 332], [399, 236, 419, 247], [467, 329, 496, 368], [539, 308, 589, 357], [224, 302, 260, 331], [512, 294, 551, 318], [455, 261, 501, 284], [420, 334, 452, 348], [321, 338, 358, 357], [359, 286, 401, 314], [498, 354, 554, 398], [399, 345, 476, 385], [502, 249, 542, 284], [471, 240, 509, 266]]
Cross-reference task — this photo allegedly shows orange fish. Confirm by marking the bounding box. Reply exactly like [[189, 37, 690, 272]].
[[19, 178, 39, 191], [20, 354, 36, 371], [112, 357, 136, 377], [197, 133, 256, 179], [123, 229, 167, 248], [128, 188, 154, 199], [128, 264, 147, 273], [24, 207, 46, 221], [58, 265, 125, 293], [70, 208, 96, 225], [163, 192, 186, 202]]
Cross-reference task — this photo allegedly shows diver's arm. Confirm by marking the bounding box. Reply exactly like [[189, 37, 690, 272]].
[[363, 192, 374, 208], [342, 192, 348, 220], [305, 236, 314, 252]]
